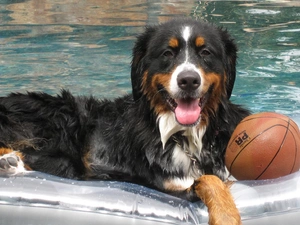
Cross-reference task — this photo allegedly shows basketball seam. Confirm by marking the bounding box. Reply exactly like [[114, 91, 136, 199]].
[[289, 122, 300, 138], [229, 124, 287, 177], [288, 120, 298, 173], [255, 122, 290, 180]]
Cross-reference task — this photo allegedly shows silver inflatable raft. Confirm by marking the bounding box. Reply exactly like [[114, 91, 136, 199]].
[[0, 170, 300, 225]]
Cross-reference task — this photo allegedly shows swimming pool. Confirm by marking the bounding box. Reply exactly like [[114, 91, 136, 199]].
[[0, 0, 299, 120]]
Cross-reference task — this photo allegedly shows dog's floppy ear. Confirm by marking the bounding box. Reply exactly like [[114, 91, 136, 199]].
[[220, 29, 238, 99], [131, 26, 156, 101]]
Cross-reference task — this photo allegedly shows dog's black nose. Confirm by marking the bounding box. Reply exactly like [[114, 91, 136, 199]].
[[177, 71, 201, 91]]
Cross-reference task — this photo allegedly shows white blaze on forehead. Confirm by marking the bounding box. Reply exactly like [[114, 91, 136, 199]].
[[182, 26, 191, 42], [168, 26, 203, 96], [182, 26, 191, 64]]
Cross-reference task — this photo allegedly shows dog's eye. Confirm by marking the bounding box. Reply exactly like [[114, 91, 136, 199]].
[[200, 49, 211, 56], [162, 50, 174, 58]]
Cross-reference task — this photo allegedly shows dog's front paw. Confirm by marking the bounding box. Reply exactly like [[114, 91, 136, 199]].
[[194, 175, 241, 225], [0, 152, 25, 175]]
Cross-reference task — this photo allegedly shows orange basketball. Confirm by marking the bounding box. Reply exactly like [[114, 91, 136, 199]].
[[225, 112, 300, 180]]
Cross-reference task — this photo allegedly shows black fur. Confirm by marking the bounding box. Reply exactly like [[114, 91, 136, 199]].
[[0, 18, 250, 201]]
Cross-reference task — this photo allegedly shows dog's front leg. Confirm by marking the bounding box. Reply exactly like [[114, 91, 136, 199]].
[[193, 175, 242, 225]]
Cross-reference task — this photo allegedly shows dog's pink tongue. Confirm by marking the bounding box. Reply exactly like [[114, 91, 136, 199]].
[[175, 99, 201, 125]]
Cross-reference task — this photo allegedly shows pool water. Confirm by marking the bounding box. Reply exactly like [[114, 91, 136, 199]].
[[0, 0, 299, 119]]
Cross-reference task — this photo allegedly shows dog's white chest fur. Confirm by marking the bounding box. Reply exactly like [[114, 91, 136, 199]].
[[158, 112, 206, 191]]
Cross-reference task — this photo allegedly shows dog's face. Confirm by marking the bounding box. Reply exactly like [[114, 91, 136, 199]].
[[131, 19, 237, 127]]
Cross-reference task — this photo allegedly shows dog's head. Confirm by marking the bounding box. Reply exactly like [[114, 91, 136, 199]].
[[131, 18, 237, 127]]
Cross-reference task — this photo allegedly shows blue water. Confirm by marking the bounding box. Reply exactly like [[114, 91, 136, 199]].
[[0, 1, 299, 120]]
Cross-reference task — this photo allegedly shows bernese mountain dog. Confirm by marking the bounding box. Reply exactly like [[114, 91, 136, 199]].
[[0, 18, 249, 224]]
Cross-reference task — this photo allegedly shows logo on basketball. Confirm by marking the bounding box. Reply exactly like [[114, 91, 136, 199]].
[[235, 131, 250, 148]]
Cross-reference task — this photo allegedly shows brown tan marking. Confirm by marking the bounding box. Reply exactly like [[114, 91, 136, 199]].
[[82, 150, 95, 179], [198, 69, 227, 127], [195, 36, 205, 47], [141, 71, 173, 115], [0, 147, 15, 156], [169, 37, 179, 48]]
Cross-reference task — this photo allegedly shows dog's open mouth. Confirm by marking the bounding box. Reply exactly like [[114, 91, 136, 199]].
[[166, 95, 204, 126]]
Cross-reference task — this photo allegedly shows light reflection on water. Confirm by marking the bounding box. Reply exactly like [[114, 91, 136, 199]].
[[0, 0, 299, 116]]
